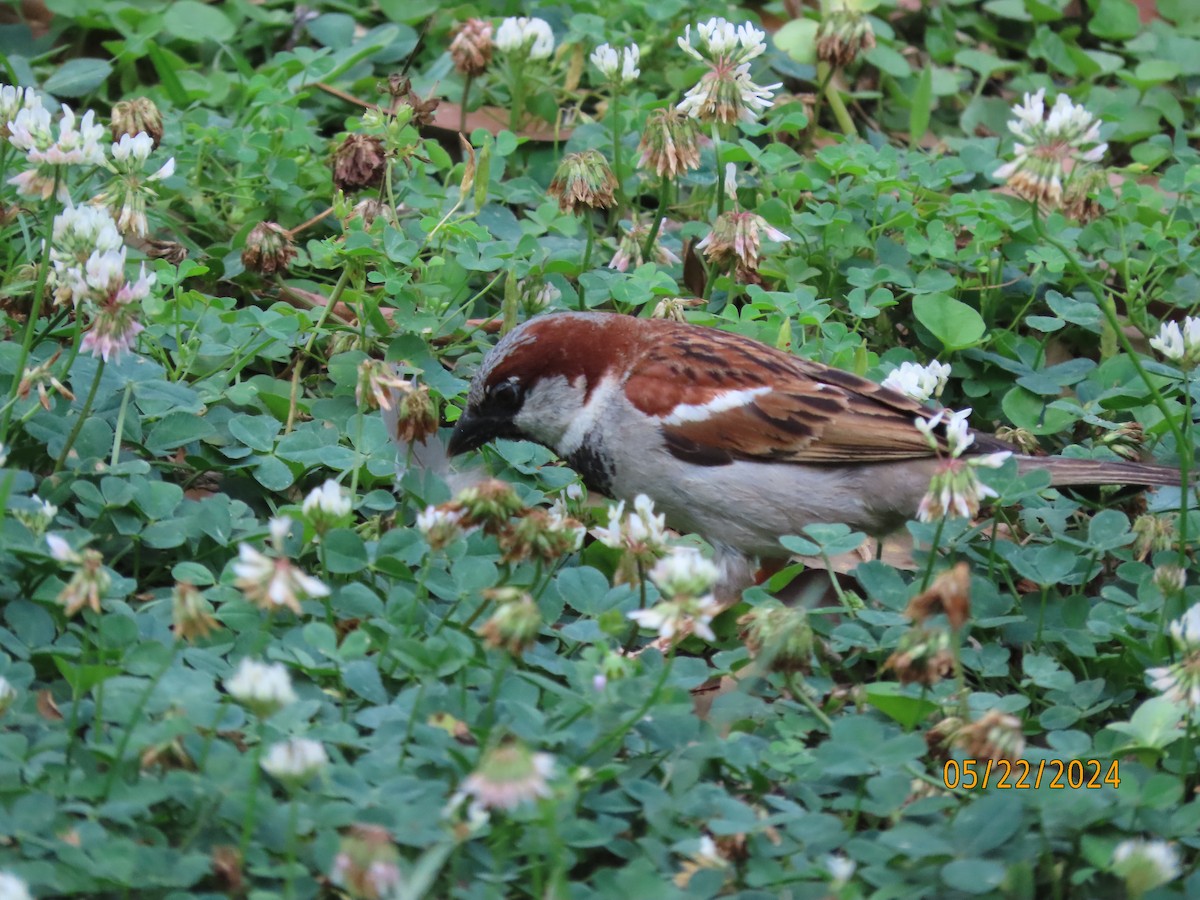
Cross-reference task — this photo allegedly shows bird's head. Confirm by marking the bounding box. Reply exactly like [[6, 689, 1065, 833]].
[[447, 312, 639, 458]]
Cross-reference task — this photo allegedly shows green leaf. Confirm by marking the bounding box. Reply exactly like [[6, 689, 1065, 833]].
[[162, 1, 236, 42], [1107, 697, 1185, 750], [1088, 0, 1141, 39], [343, 659, 387, 703], [53, 659, 121, 694], [228, 414, 281, 453], [864, 684, 939, 728], [909, 65, 933, 148], [322, 529, 367, 574], [941, 859, 1008, 894], [44, 58, 113, 96], [171, 562, 214, 586], [253, 456, 295, 491], [911, 294, 986, 350], [773, 19, 819, 65], [145, 412, 216, 453], [1001, 386, 1078, 435]]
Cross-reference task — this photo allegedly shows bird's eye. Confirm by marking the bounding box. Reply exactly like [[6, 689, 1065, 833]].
[[488, 377, 523, 412]]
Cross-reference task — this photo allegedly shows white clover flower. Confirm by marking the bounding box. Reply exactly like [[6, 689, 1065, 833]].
[[110, 131, 153, 165], [45, 532, 78, 563], [79, 263, 152, 362], [993, 89, 1107, 209], [49, 203, 124, 307], [1147, 661, 1200, 709], [1149, 316, 1200, 368], [416, 505, 466, 550], [0, 83, 43, 135], [882, 359, 951, 402], [0, 872, 32, 900], [495, 17, 555, 60], [94, 131, 175, 237], [224, 658, 297, 716], [1168, 604, 1200, 651], [0, 676, 17, 717], [304, 480, 350, 520], [913, 408, 1011, 522], [1112, 839, 1181, 896], [591, 42, 639, 85], [628, 592, 721, 643], [7, 102, 106, 201], [678, 17, 767, 64], [518, 277, 561, 314], [460, 743, 555, 811], [12, 494, 56, 535], [261, 737, 329, 784], [676, 17, 780, 124], [232, 543, 329, 615], [649, 547, 719, 599], [826, 854, 856, 886]]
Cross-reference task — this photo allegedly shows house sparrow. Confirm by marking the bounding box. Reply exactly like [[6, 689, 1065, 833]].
[[448, 312, 1184, 597]]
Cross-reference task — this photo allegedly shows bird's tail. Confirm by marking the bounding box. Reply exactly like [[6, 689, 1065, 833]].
[[1018, 456, 1188, 488]]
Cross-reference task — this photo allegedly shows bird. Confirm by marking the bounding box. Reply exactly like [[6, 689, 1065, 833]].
[[447, 311, 1184, 599]]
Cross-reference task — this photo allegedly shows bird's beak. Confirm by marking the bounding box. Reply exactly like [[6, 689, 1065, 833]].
[[448, 410, 500, 456]]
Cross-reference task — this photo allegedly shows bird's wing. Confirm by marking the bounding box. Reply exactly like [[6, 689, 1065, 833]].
[[623, 324, 949, 465]]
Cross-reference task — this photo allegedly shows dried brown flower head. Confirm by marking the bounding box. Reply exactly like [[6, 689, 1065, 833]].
[[111, 97, 163, 147], [548, 149, 617, 214], [905, 562, 971, 631], [637, 107, 701, 180], [450, 18, 494, 77], [332, 133, 387, 192], [241, 221, 296, 276]]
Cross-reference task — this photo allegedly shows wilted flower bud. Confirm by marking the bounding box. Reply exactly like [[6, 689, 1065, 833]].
[[548, 149, 617, 214], [904, 561, 971, 631], [46, 535, 111, 617], [241, 221, 296, 276], [738, 601, 815, 673], [696, 210, 790, 279], [1092, 421, 1143, 463], [993, 425, 1040, 455], [142, 238, 189, 264], [1132, 514, 1177, 561], [417, 505, 466, 550], [450, 18, 494, 77], [111, 97, 163, 147], [355, 359, 409, 411], [884, 626, 954, 686], [815, 7, 876, 68], [393, 382, 438, 444], [344, 197, 396, 229], [956, 709, 1025, 763], [1062, 163, 1108, 224], [451, 479, 525, 532], [1154, 565, 1187, 595], [637, 107, 701, 180], [384, 75, 440, 129], [478, 591, 542, 655], [652, 297, 703, 321], [498, 508, 585, 563], [330, 825, 405, 900], [172, 581, 221, 643], [332, 133, 387, 192]]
